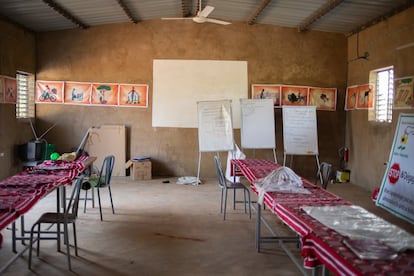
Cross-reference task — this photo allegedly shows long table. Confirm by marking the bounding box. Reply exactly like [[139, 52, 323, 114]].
[[231, 159, 414, 276], [0, 155, 95, 272]]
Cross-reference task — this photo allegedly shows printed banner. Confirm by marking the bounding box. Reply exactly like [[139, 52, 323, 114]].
[[309, 87, 337, 111], [251, 84, 281, 107], [119, 84, 148, 107], [91, 83, 119, 105], [4, 77, 17, 104], [281, 85, 308, 106], [394, 77, 414, 109], [64, 81, 92, 104], [36, 81, 64, 103], [377, 113, 414, 224]]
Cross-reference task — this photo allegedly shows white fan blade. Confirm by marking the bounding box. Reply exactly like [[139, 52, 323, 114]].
[[198, 5, 215, 18], [162, 17, 192, 20], [206, 18, 231, 25]]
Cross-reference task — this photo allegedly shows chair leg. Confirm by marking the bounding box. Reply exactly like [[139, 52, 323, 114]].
[[97, 187, 103, 221], [243, 189, 247, 213], [11, 221, 16, 253], [83, 189, 88, 213], [233, 189, 236, 210], [219, 189, 224, 214], [108, 186, 115, 214], [36, 224, 41, 256], [63, 222, 71, 270], [223, 189, 228, 220], [247, 189, 251, 219], [28, 224, 36, 269], [73, 223, 78, 256]]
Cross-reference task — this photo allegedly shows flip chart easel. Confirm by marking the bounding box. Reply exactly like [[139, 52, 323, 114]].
[[240, 98, 277, 162], [197, 100, 234, 184], [282, 106, 321, 180]]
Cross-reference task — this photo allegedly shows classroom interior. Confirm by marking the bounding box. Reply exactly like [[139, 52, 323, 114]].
[[0, 1, 414, 275]]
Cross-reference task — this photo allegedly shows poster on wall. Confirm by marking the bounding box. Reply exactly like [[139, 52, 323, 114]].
[[376, 113, 414, 224], [281, 85, 308, 106], [394, 77, 414, 109], [356, 84, 375, 109], [36, 80, 64, 103], [345, 85, 358, 110], [0, 77, 4, 103], [64, 81, 92, 105], [119, 84, 148, 107], [4, 77, 17, 104], [251, 84, 281, 107], [91, 83, 119, 106], [308, 87, 337, 111]]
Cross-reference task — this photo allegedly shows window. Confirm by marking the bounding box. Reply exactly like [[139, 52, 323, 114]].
[[369, 66, 394, 123], [16, 71, 35, 119]]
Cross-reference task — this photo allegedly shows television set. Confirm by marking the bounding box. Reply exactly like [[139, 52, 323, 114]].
[[18, 140, 44, 162]]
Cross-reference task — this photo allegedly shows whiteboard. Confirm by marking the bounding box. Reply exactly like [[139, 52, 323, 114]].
[[197, 100, 234, 152], [240, 98, 275, 149], [152, 59, 248, 128], [282, 106, 319, 155]]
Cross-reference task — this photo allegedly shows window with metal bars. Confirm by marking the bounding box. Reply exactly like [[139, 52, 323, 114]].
[[369, 66, 394, 123], [16, 71, 35, 119]]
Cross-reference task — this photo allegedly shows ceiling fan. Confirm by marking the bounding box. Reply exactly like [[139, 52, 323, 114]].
[[162, 4, 231, 25]]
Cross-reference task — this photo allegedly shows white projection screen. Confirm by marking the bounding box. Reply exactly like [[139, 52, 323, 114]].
[[152, 59, 248, 128]]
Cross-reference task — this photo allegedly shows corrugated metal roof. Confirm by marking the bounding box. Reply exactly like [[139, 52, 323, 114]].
[[0, 0, 412, 34]]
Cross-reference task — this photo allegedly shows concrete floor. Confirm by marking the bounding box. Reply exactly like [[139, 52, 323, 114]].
[[0, 177, 412, 276]]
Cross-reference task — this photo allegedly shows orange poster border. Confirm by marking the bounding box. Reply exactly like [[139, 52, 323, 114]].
[[356, 84, 375, 109], [64, 81, 92, 105], [36, 80, 64, 104], [91, 83, 119, 106], [309, 87, 337, 111], [281, 85, 309, 106], [251, 84, 281, 107], [4, 77, 17, 104], [119, 84, 149, 108]]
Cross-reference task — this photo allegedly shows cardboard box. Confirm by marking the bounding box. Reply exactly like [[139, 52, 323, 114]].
[[126, 160, 152, 180]]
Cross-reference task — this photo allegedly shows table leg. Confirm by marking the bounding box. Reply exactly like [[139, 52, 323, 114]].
[[256, 202, 261, 252]]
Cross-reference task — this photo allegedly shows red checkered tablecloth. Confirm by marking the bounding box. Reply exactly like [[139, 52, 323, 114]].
[[0, 156, 87, 232], [231, 159, 414, 275]]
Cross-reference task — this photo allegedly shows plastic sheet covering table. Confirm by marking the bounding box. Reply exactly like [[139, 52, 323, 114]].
[[231, 159, 414, 275]]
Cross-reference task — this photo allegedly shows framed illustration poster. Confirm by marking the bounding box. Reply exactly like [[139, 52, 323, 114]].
[[36, 80, 64, 103], [308, 87, 337, 111], [91, 83, 119, 106], [281, 85, 308, 106], [356, 84, 375, 109], [345, 85, 358, 110], [4, 77, 17, 104], [119, 84, 148, 107], [251, 84, 281, 107], [394, 77, 413, 109], [64, 81, 92, 105], [0, 77, 4, 103]]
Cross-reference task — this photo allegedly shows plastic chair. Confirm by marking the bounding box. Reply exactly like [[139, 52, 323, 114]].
[[315, 162, 332, 189], [94, 155, 115, 221], [28, 175, 84, 270], [214, 155, 251, 220]]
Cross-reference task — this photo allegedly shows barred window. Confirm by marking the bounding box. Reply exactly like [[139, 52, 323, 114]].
[[369, 66, 394, 123], [16, 71, 35, 119]]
